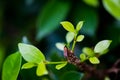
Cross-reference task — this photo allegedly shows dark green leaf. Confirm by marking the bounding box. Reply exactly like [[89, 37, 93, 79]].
[[18, 43, 45, 63], [72, 4, 98, 37], [36, 1, 70, 40], [61, 71, 83, 80], [2, 52, 22, 80]]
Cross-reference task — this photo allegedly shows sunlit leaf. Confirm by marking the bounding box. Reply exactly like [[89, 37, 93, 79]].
[[89, 57, 100, 64], [55, 61, 67, 70], [102, 0, 120, 20], [2, 52, 22, 80], [80, 53, 86, 62], [76, 21, 84, 32], [83, 0, 99, 7], [82, 47, 94, 56], [66, 32, 74, 43], [76, 35, 84, 42], [94, 40, 112, 53], [36, 61, 48, 76], [22, 63, 37, 69], [36, 1, 70, 40], [60, 21, 75, 32], [18, 43, 45, 63], [104, 76, 111, 80], [55, 42, 65, 51]]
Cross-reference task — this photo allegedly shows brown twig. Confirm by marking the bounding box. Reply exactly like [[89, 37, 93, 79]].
[[64, 46, 120, 80]]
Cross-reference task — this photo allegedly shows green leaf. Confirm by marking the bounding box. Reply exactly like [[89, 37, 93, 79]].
[[94, 40, 112, 53], [36, 1, 70, 40], [18, 43, 45, 63], [55, 42, 65, 51], [71, 4, 98, 37], [76, 35, 84, 42], [22, 63, 37, 69], [36, 61, 48, 76], [55, 61, 67, 70], [82, 47, 94, 56], [76, 21, 84, 32], [102, 0, 120, 20], [80, 53, 86, 62], [2, 52, 22, 80], [66, 32, 74, 43], [60, 21, 75, 32], [61, 71, 83, 80], [89, 57, 100, 64], [83, 0, 99, 7]]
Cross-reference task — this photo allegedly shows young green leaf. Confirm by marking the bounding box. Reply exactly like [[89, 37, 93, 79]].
[[55, 61, 67, 70], [22, 63, 37, 69], [36, 61, 48, 76], [94, 40, 112, 53], [18, 43, 45, 63], [2, 52, 22, 80], [60, 21, 75, 32], [76, 21, 84, 31], [76, 35, 84, 42], [82, 47, 94, 57], [66, 32, 74, 43], [89, 57, 100, 64], [55, 42, 65, 51], [80, 53, 86, 62]]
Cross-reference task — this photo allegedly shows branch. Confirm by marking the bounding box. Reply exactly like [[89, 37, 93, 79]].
[[64, 46, 120, 80]]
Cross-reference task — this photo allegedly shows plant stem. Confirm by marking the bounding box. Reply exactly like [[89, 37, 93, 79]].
[[72, 35, 77, 52], [45, 61, 66, 64]]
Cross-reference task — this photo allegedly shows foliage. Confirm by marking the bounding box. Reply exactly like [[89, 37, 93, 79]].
[[0, 0, 120, 80]]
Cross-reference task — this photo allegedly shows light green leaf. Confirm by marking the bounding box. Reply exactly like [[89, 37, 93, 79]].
[[83, 0, 99, 7], [94, 40, 112, 53], [102, 0, 120, 20], [55, 61, 67, 70], [22, 63, 37, 69], [36, 61, 48, 76], [66, 32, 74, 43], [18, 43, 45, 63], [36, 1, 70, 40], [60, 21, 75, 32], [55, 42, 65, 51], [76, 35, 84, 42], [89, 57, 100, 64], [82, 47, 94, 57], [76, 21, 84, 32], [2, 52, 22, 80], [80, 53, 86, 62]]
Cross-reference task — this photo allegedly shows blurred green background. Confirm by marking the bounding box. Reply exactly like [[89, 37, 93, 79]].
[[0, 0, 120, 80]]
